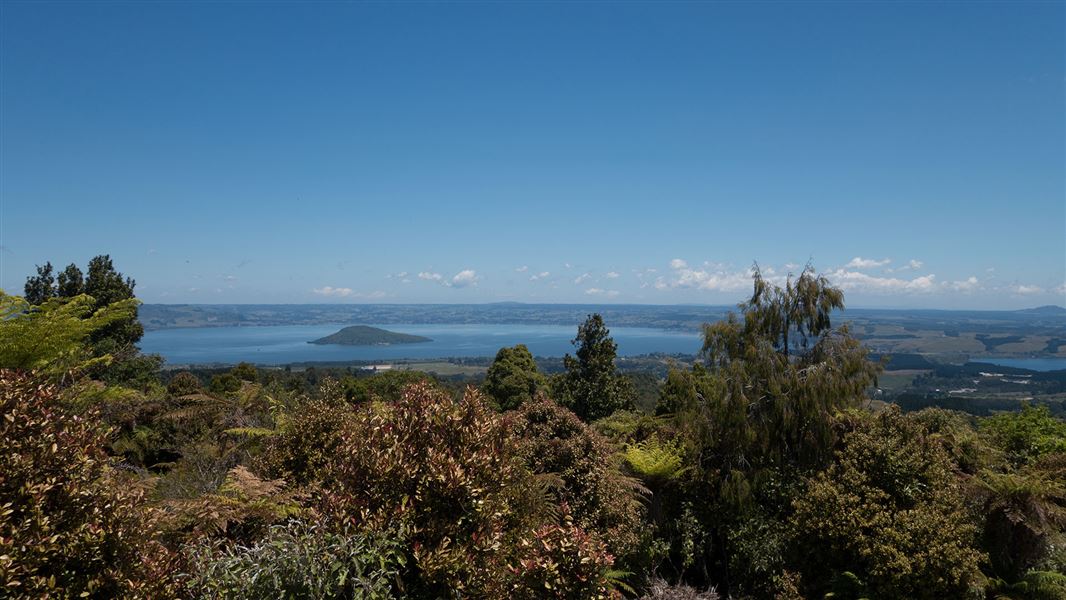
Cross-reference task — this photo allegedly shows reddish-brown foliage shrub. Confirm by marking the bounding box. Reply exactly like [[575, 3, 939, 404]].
[[0, 370, 180, 598], [511, 395, 645, 559], [508, 508, 621, 600], [317, 383, 620, 597]]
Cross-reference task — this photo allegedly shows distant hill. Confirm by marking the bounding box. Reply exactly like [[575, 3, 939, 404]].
[[1016, 305, 1066, 315], [309, 326, 431, 346]]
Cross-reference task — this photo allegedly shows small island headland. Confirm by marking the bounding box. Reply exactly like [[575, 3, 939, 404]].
[[308, 325, 432, 346]]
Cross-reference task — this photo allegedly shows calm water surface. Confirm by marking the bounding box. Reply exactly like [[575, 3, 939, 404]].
[[141, 323, 703, 365], [967, 357, 1066, 372]]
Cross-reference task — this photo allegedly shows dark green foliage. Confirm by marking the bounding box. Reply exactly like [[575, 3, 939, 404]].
[[789, 407, 985, 599], [340, 369, 435, 403], [655, 364, 719, 416], [0, 370, 179, 598], [21, 255, 148, 385], [23, 262, 55, 304], [655, 266, 882, 593], [309, 325, 431, 346], [209, 373, 242, 396], [554, 314, 634, 421], [56, 263, 85, 298], [184, 521, 404, 599], [261, 395, 355, 485], [693, 266, 880, 487], [977, 455, 1066, 582], [84, 255, 144, 357], [483, 343, 547, 410]]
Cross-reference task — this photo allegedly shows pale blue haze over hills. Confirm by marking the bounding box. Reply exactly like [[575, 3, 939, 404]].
[[1, 1, 1063, 308]]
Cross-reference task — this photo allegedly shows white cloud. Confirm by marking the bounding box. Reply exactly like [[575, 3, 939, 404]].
[[529, 271, 550, 281], [661, 260, 755, 292], [1054, 282, 1066, 296], [605, 271, 620, 279], [949, 276, 980, 292], [827, 269, 936, 294], [515, 266, 528, 273], [784, 262, 800, 271], [1014, 284, 1043, 295], [451, 269, 479, 288], [845, 257, 892, 270], [887, 259, 924, 273], [418, 271, 444, 283], [222, 274, 237, 282], [585, 288, 620, 298], [574, 273, 592, 285], [313, 286, 354, 297]]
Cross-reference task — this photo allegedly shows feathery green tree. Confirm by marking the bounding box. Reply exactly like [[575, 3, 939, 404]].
[[553, 314, 633, 421], [483, 344, 547, 410]]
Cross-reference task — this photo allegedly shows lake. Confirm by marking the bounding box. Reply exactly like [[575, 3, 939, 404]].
[[967, 357, 1066, 372], [140, 323, 704, 365]]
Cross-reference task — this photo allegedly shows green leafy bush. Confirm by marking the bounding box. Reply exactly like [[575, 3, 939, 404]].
[[183, 521, 404, 599], [789, 407, 985, 599], [624, 437, 686, 486], [983, 404, 1066, 467], [483, 343, 547, 410]]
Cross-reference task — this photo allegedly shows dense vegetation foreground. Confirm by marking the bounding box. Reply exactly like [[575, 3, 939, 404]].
[[3, 259, 1066, 599]]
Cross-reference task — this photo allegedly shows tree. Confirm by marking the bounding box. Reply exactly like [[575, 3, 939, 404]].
[[695, 265, 880, 477], [484, 344, 547, 410], [57, 263, 85, 298], [0, 292, 139, 379], [554, 314, 633, 422], [661, 266, 880, 593], [23, 262, 55, 305], [20, 256, 146, 381], [83, 255, 143, 354]]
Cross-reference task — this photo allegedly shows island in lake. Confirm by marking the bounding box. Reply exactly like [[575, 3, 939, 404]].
[[309, 325, 432, 346]]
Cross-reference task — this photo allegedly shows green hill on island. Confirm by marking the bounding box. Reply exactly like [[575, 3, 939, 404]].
[[309, 325, 432, 346]]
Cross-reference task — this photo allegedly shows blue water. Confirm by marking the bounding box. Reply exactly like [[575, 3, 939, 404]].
[[140, 323, 703, 365], [967, 357, 1066, 372]]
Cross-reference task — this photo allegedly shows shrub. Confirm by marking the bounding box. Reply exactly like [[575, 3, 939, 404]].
[[319, 383, 535, 596], [789, 407, 985, 599], [259, 395, 356, 485], [982, 404, 1066, 467], [508, 510, 621, 600], [0, 370, 179, 598], [168, 371, 203, 396], [640, 579, 720, 600], [483, 344, 547, 410], [183, 521, 404, 599], [511, 396, 645, 560]]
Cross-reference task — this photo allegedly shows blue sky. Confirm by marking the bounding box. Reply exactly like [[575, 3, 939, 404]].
[[1, 1, 1063, 309]]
